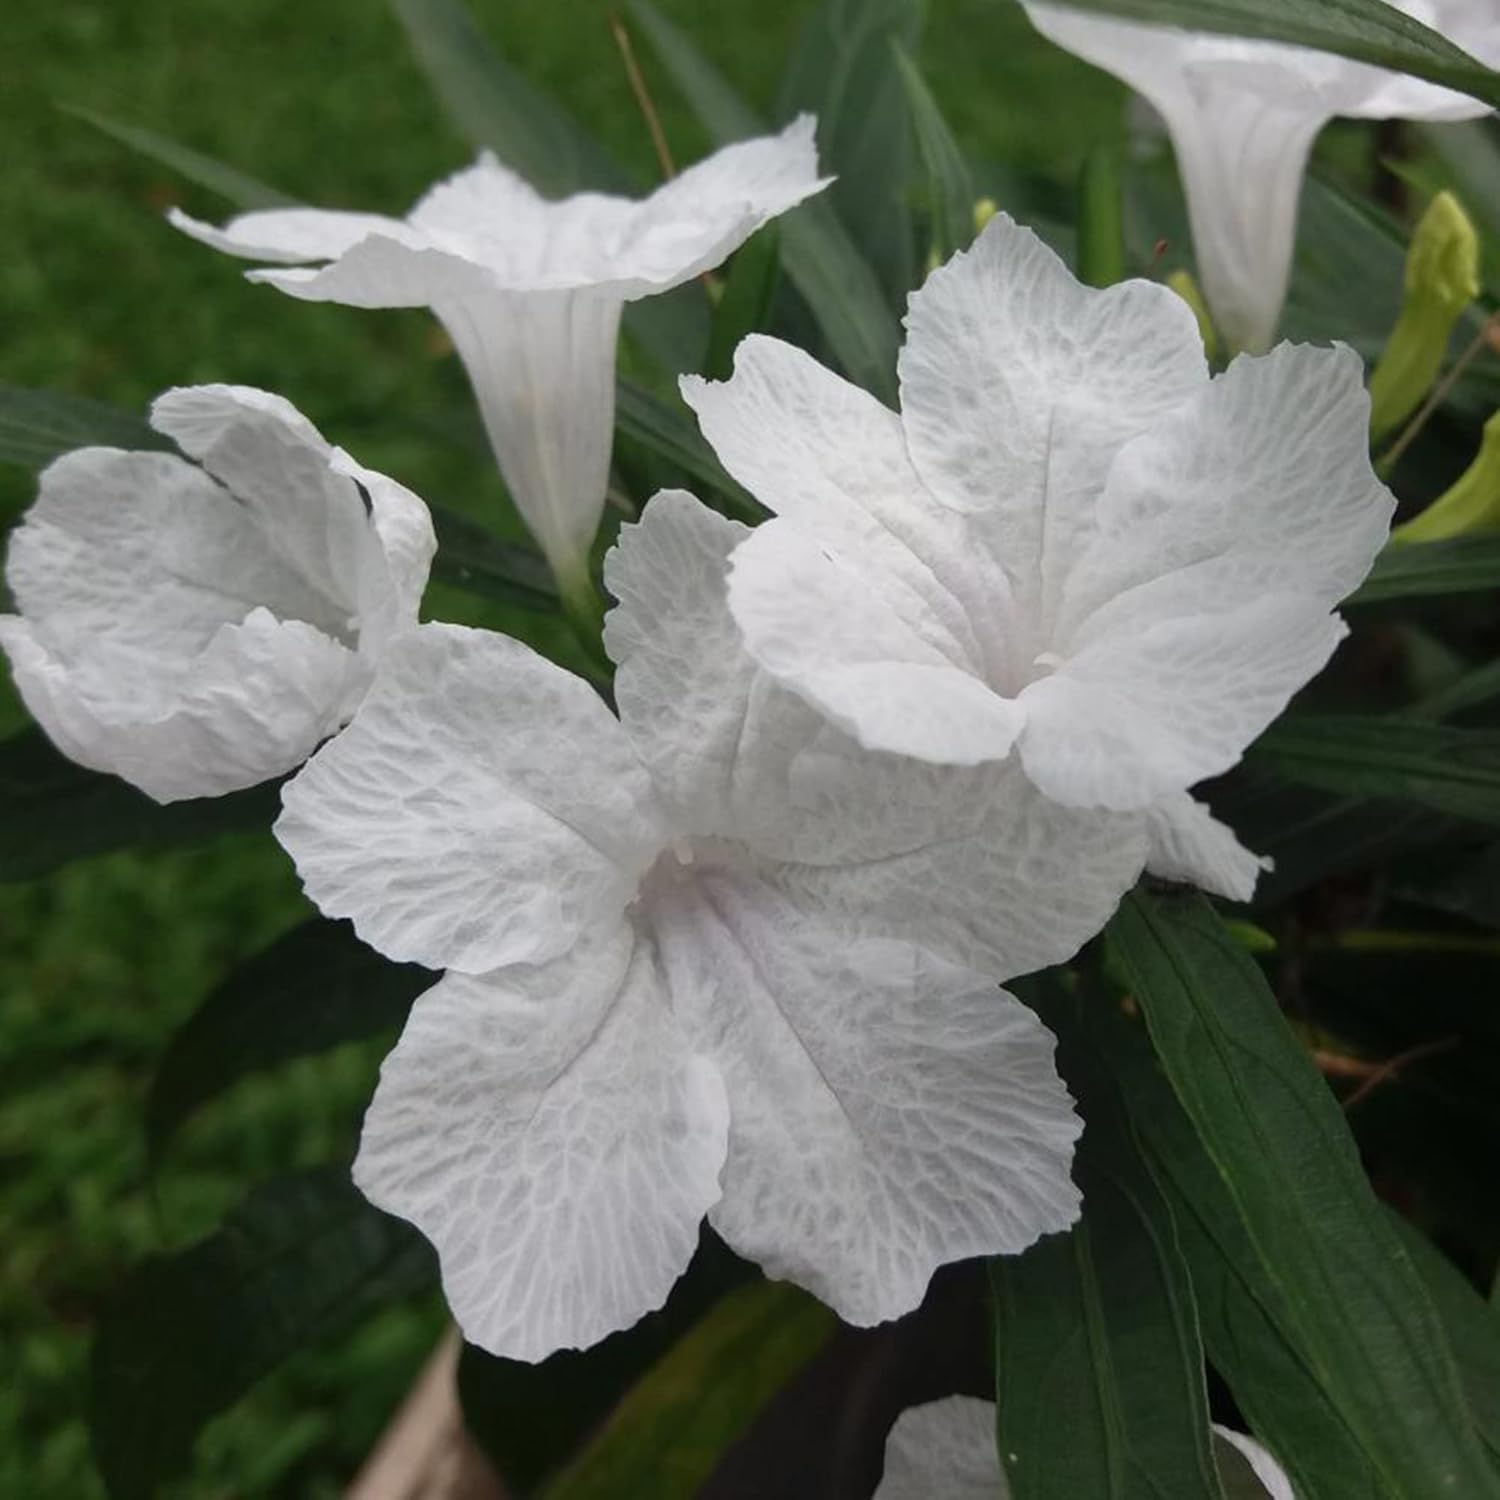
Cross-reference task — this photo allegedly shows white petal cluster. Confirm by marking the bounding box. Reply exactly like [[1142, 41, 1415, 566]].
[[275, 492, 1147, 1360], [171, 122, 828, 601], [0, 385, 434, 802], [1023, 1, 1500, 352], [874, 1397, 1299, 1499], [688, 214, 1395, 900]]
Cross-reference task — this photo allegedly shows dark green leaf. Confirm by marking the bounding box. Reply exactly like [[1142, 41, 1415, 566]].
[[147, 919, 433, 1161], [1349, 539, 1500, 605], [0, 386, 168, 471], [1413, 660, 1500, 722], [429, 504, 559, 611], [625, 0, 901, 401], [776, 0, 923, 302], [614, 378, 760, 519], [0, 729, 279, 883], [991, 986, 1224, 1500], [1393, 841, 1500, 928], [1034, 0, 1500, 108], [1250, 715, 1500, 827], [1076, 145, 1127, 288], [543, 1282, 834, 1499], [705, 225, 781, 382], [90, 1168, 433, 1500], [1105, 890, 1500, 1499], [891, 41, 975, 263]]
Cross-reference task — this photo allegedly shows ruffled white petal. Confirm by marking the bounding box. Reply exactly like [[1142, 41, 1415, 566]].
[[651, 870, 1082, 1325], [1146, 793, 1268, 902], [875, 1397, 1004, 1500], [354, 923, 729, 1363], [1213, 1426, 1298, 1499], [275, 623, 666, 971], [166, 205, 419, 264]]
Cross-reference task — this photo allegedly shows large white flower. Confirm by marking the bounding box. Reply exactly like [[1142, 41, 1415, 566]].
[[685, 215, 1395, 900], [1023, 1, 1500, 352], [874, 1397, 1298, 1499], [274, 491, 1146, 1361], [170, 122, 828, 605], [0, 385, 434, 803]]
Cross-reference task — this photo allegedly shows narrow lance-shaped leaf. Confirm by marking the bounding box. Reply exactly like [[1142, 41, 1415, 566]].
[[1349, 537, 1500, 605], [890, 41, 976, 264], [0, 386, 167, 471], [705, 226, 782, 383], [428, 504, 559, 611], [614, 378, 760, 518], [90, 1169, 435, 1500], [1105, 889, 1500, 1499]]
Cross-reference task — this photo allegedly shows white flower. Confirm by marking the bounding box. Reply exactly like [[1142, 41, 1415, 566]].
[[274, 490, 1146, 1361], [1022, 1, 1500, 353], [685, 215, 1395, 900], [874, 1397, 1298, 1499], [170, 122, 828, 605], [0, 385, 434, 803]]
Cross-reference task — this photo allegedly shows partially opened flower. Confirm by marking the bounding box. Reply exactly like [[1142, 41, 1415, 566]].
[[874, 1397, 1298, 1499], [1022, 1, 1500, 353], [170, 122, 828, 608], [275, 491, 1146, 1361], [685, 215, 1395, 900], [0, 385, 434, 802]]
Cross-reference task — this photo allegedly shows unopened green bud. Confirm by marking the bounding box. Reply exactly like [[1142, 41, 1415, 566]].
[[1167, 269, 1219, 362], [1392, 407, 1500, 544], [1368, 191, 1480, 443], [973, 197, 999, 234]]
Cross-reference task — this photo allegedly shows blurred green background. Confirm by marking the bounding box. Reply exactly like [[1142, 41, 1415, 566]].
[[0, 3, 1127, 1494]]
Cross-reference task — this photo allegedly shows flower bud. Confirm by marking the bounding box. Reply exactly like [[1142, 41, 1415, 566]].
[[1392, 407, 1500, 544]]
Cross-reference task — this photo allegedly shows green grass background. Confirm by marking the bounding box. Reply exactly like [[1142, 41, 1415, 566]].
[[0, 2, 1123, 1493]]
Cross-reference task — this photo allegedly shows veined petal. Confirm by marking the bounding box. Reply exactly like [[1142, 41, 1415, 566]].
[[354, 923, 729, 1362], [167, 204, 419, 264], [275, 623, 665, 972], [875, 1397, 1004, 1500], [728, 520, 1025, 766], [1146, 792, 1268, 902], [652, 871, 1082, 1326]]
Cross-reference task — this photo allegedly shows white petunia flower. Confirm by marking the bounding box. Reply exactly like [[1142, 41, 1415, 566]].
[[874, 1397, 1299, 1498], [685, 215, 1395, 901], [274, 490, 1147, 1362], [0, 385, 434, 803], [1022, 1, 1500, 353], [170, 122, 828, 606]]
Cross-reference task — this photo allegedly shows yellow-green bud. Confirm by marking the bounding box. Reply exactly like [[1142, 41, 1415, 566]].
[[1368, 191, 1480, 444], [1391, 407, 1500, 544], [1167, 269, 1219, 363], [973, 197, 999, 235]]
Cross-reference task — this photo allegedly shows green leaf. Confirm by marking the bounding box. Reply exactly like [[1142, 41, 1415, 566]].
[[61, 104, 296, 209], [991, 987, 1224, 1500], [705, 225, 782, 382], [1349, 538, 1500, 605], [543, 1282, 834, 1499], [428, 504, 560, 611], [776, 0, 923, 303], [891, 41, 975, 264], [0, 385, 168, 471], [1250, 715, 1500, 827], [1035, 0, 1500, 109], [90, 1168, 433, 1500], [625, 0, 901, 401], [614, 378, 759, 518], [0, 729, 279, 883], [146, 920, 433, 1161], [1076, 145, 1127, 288], [1412, 659, 1500, 721], [1105, 889, 1500, 1500]]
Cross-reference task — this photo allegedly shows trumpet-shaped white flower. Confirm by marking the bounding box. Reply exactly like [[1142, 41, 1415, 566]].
[[170, 122, 828, 605], [874, 1397, 1297, 1499], [1022, 1, 1500, 353], [0, 385, 434, 803], [685, 215, 1395, 900], [275, 491, 1146, 1361]]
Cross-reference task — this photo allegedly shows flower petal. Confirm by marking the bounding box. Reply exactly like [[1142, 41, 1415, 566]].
[[1212, 1426, 1298, 1500], [354, 922, 729, 1362], [1146, 793, 1268, 902], [875, 1397, 1004, 1500], [276, 623, 665, 971], [653, 871, 1082, 1326], [167, 204, 418, 264]]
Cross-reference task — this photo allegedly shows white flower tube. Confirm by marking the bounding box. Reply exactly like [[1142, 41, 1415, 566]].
[[1023, 1, 1500, 352], [171, 122, 829, 608], [274, 492, 1148, 1362], [0, 385, 434, 802], [686, 215, 1397, 900]]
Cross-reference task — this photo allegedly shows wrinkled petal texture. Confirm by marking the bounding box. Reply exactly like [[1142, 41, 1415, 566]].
[[875, 1397, 1005, 1500], [354, 924, 729, 1362], [651, 870, 1082, 1325], [275, 623, 664, 971], [1146, 793, 1268, 902]]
